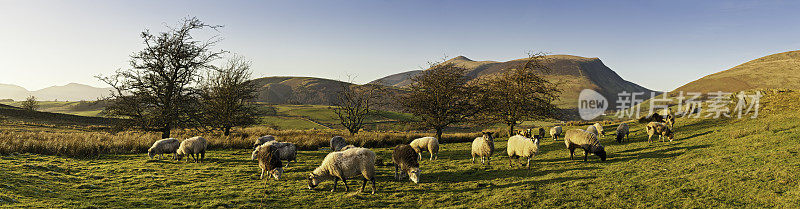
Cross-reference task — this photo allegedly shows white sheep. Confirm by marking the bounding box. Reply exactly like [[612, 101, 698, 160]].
[[330, 136, 347, 151], [506, 134, 540, 168], [550, 126, 563, 141], [409, 137, 439, 161], [254, 135, 276, 148], [615, 123, 630, 143], [471, 132, 495, 165], [340, 145, 357, 151], [252, 141, 298, 167], [176, 136, 208, 163], [586, 125, 600, 137], [307, 147, 377, 194], [564, 129, 606, 161], [148, 138, 180, 160]]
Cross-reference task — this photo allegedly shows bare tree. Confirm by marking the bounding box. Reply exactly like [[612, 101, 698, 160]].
[[21, 95, 39, 111], [332, 78, 379, 136], [399, 61, 480, 140], [475, 52, 560, 137], [98, 17, 224, 138], [199, 55, 259, 136]]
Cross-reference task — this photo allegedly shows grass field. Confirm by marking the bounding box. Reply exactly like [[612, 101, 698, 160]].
[[2, 107, 799, 207]]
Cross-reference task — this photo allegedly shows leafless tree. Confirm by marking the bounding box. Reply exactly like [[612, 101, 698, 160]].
[[399, 61, 480, 140], [199, 55, 259, 136], [98, 17, 224, 138], [474, 52, 560, 137], [21, 95, 39, 111], [332, 77, 380, 135]]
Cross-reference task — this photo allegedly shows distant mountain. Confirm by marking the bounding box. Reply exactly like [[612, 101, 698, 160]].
[[0, 83, 113, 101], [369, 55, 656, 108], [674, 50, 800, 93]]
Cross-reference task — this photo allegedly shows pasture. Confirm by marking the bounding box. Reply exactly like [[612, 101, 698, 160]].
[[2, 110, 799, 208]]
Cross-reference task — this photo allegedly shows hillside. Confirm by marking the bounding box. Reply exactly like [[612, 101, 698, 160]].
[[0, 83, 113, 101], [250, 76, 352, 105], [0, 103, 118, 127], [369, 55, 656, 108], [675, 50, 800, 93]]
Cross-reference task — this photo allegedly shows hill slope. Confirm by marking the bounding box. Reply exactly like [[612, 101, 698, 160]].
[[370, 55, 656, 108], [675, 50, 800, 93], [0, 83, 113, 101], [250, 76, 353, 105]]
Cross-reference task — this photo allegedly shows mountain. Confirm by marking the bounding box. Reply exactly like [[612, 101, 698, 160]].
[[250, 76, 353, 105], [369, 55, 656, 108], [674, 50, 800, 93], [0, 83, 113, 101]]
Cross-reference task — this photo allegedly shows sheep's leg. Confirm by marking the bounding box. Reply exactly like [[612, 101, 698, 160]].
[[486, 157, 490, 166], [583, 150, 589, 162], [508, 156, 514, 167], [430, 152, 434, 161], [526, 157, 531, 168], [200, 151, 205, 163], [394, 165, 399, 180], [342, 177, 349, 192], [471, 153, 475, 164], [285, 160, 291, 168], [418, 153, 423, 161], [360, 178, 367, 193], [331, 178, 338, 192], [260, 169, 265, 179], [569, 148, 575, 160], [370, 177, 376, 194]]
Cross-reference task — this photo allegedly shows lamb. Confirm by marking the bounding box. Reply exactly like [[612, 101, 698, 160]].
[[176, 136, 208, 163], [409, 137, 439, 161], [253, 141, 298, 167], [308, 147, 377, 194], [253, 135, 276, 148], [392, 144, 420, 183], [646, 122, 675, 143], [257, 144, 284, 180], [506, 134, 540, 168], [615, 123, 630, 143], [550, 126, 562, 141], [148, 138, 180, 160], [330, 136, 347, 151], [471, 132, 495, 165], [564, 129, 606, 161]]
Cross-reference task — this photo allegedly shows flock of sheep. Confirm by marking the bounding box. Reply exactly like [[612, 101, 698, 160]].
[[145, 116, 678, 194]]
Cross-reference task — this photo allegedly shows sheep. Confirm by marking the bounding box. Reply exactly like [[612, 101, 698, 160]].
[[257, 144, 284, 180], [340, 145, 357, 151], [550, 126, 563, 141], [409, 137, 439, 161], [506, 134, 540, 168], [616, 123, 630, 143], [471, 132, 495, 165], [176, 136, 208, 163], [664, 114, 676, 129], [646, 122, 675, 143], [330, 136, 347, 151], [307, 147, 377, 194], [253, 141, 298, 167], [593, 123, 605, 137], [564, 129, 606, 161], [537, 128, 546, 139], [586, 125, 600, 137], [148, 138, 180, 160], [392, 144, 420, 183], [254, 135, 276, 148]]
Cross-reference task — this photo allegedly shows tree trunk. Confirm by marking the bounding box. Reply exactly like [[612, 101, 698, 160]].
[[507, 123, 515, 137], [435, 128, 443, 142], [224, 126, 231, 136], [161, 124, 171, 139]]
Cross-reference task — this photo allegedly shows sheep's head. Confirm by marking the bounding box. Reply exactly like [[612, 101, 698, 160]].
[[615, 133, 624, 141], [147, 148, 155, 159], [271, 167, 284, 180], [408, 167, 421, 184], [308, 173, 321, 189], [665, 129, 675, 141], [250, 149, 259, 160], [175, 153, 184, 161], [592, 145, 607, 161]]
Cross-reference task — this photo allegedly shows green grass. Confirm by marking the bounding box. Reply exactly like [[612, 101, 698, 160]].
[[2, 109, 799, 208], [260, 116, 328, 130]]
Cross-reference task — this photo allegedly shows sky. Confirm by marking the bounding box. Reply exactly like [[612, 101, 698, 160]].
[[1, 0, 799, 91]]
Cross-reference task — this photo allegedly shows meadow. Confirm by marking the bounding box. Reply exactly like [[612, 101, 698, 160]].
[[0, 90, 799, 208]]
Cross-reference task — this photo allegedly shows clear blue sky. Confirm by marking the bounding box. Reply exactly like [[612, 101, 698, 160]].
[[1, 0, 799, 91]]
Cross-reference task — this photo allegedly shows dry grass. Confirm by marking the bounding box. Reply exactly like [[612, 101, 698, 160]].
[[0, 125, 480, 158]]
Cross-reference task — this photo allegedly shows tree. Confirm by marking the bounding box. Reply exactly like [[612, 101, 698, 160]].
[[332, 79, 379, 136], [98, 17, 224, 138], [199, 56, 260, 136], [400, 62, 480, 140], [21, 95, 39, 111], [475, 52, 560, 137]]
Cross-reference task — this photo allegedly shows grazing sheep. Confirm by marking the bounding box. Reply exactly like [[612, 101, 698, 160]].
[[550, 126, 562, 141], [664, 114, 676, 129], [392, 144, 420, 183], [616, 123, 630, 143], [564, 129, 606, 161], [260, 141, 298, 167], [586, 125, 600, 137], [308, 147, 377, 194], [593, 123, 605, 137], [646, 122, 675, 143], [176, 136, 208, 163], [409, 137, 439, 161], [330, 136, 347, 151], [537, 128, 546, 139], [471, 132, 495, 165], [639, 113, 665, 124], [506, 134, 540, 168], [254, 135, 276, 148], [148, 138, 180, 160], [257, 144, 284, 180]]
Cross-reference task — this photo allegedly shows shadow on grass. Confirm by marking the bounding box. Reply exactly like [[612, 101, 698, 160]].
[[607, 143, 711, 163], [422, 165, 599, 184], [418, 175, 597, 194]]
